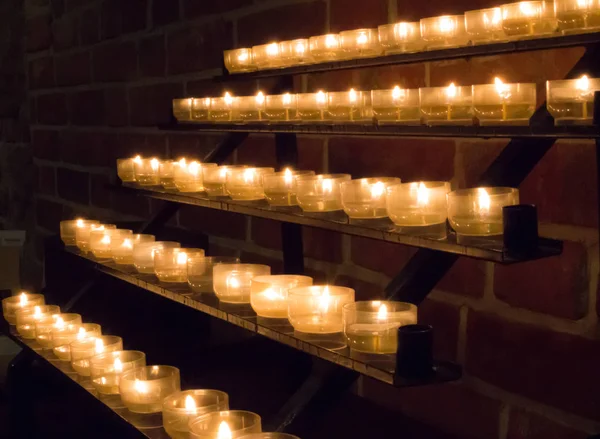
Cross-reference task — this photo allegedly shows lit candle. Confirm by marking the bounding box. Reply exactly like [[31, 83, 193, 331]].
[[15, 304, 60, 339], [213, 263, 271, 304], [89, 228, 132, 260], [265, 93, 298, 121], [174, 160, 217, 192], [288, 285, 355, 334], [75, 223, 116, 253], [296, 91, 329, 121], [192, 98, 211, 121], [340, 177, 400, 219], [154, 248, 205, 283], [555, 0, 600, 32], [250, 274, 313, 318], [210, 93, 237, 122], [262, 168, 315, 206], [60, 218, 98, 246], [296, 173, 351, 212], [279, 38, 313, 66], [340, 28, 382, 58], [119, 365, 181, 414], [327, 88, 366, 121], [111, 233, 155, 265], [187, 256, 241, 293], [420, 15, 468, 48], [371, 86, 421, 123], [252, 42, 283, 69], [501, 1, 557, 37], [473, 77, 537, 125], [117, 156, 140, 183], [2, 292, 45, 325], [465, 7, 505, 42], [378, 21, 424, 53], [223, 48, 255, 73], [547, 75, 600, 125], [35, 313, 82, 349], [343, 301, 418, 354], [188, 411, 262, 439], [235, 92, 266, 122], [203, 165, 247, 197], [576, 74, 590, 119], [90, 350, 147, 395], [386, 181, 451, 227], [172, 98, 193, 122], [159, 160, 178, 189], [225, 167, 275, 200], [52, 323, 102, 361], [134, 157, 161, 186], [309, 34, 343, 61], [419, 83, 473, 125], [70, 335, 123, 376], [132, 241, 180, 274], [163, 390, 230, 439]]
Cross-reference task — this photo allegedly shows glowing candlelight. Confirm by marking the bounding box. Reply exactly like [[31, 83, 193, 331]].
[[377, 303, 388, 321], [19, 293, 27, 308], [356, 32, 368, 45], [494, 77, 511, 119], [439, 16, 456, 33], [134, 378, 148, 394], [224, 92, 233, 107], [322, 179, 333, 194], [370, 181, 386, 199], [266, 42, 279, 57], [114, 357, 123, 373], [325, 34, 338, 47], [76, 326, 87, 340], [446, 83, 456, 120], [415, 182, 429, 207], [576, 74, 591, 118], [243, 168, 256, 184], [218, 421, 232, 439], [176, 251, 188, 266], [283, 168, 293, 186], [185, 395, 197, 414], [95, 338, 105, 354], [477, 188, 491, 214]]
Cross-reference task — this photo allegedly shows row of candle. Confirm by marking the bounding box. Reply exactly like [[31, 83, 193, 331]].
[[173, 75, 600, 126], [116, 158, 520, 239], [2, 291, 296, 439], [58, 218, 419, 352], [225, 1, 600, 73]]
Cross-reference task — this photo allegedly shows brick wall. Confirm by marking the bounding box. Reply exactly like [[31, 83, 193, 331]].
[[13, 0, 600, 437]]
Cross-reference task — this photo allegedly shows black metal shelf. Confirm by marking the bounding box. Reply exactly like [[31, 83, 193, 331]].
[[64, 248, 461, 387], [115, 184, 562, 264], [164, 121, 600, 139], [219, 31, 600, 80]]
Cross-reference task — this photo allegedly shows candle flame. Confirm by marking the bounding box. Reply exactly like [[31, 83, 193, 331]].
[[370, 181, 386, 199], [325, 34, 338, 48], [184, 395, 197, 413], [283, 168, 294, 185], [446, 83, 457, 99], [189, 161, 201, 177], [494, 77, 511, 100], [55, 316, 65, 329], [19, 293, 27, 307], [237, 51, 249, 62], [349, 88, 357, 103], [176, 251, 188, 266], [519, 1, 538, 17], [224, 92, 233, 106], [133, 155, 142, 164], [377, 304, 388, 321], [134, 379, 148, 394], [392, 85, 405, 102], [91, 224, 105, 232], [114, 357, 123, 373], [122, 238, 133, 249], [282, 93, 292, 105], [76, 218, 84, 227], [219, 166, 229, 178], [295, 41, 306, 54], [33, 306, 42, 317], [438, 16, 456, 33], [356, 31, 368, 45], [318, 286, 331, 314], [483, 8, 502, 26], [255, 91, 265, 106], [263, 287, 284, 301], [416, 182, 429, 207], [477, 188, 491, 214], [266, 42, 279, 56], [316, 90, 326, 105], [243, 168, 256, 184], [150, 158, 159, 171], [577, 0, 594, 8], [395, 22, 410, 39], [227, 276, 240, 289], [77, 326, 87, 340], [322, 178, 333, 194], [576, 74, 590, 92], [100, 234, 111, 245], [100, 377, 107, 385], [178, 158, 187, 168], [95, 338, 105, 354], [217, 421, 233, 439]]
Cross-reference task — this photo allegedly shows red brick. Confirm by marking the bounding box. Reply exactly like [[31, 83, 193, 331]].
[[52, 15, 77, 51], [436, 258, 486, 298], [179, 206, 247, 240], [418, 299, 460, 362], [32, 129, 60, 160], [494, 241, 587, 319], [328, 137, 456, 181], [59, 131, 117, 167], [351, 236, 414, 277], [90, 174, 111, 209], [330, 0, 388, 31], [456, 139, 507, 188], [55, 51, 90, 86], [36, 197, 64, 231], [358, 64, 427, 90], [68, 90, 105, 126], [184, 0, 252, 18], [37, 93, 68, 125], [251, 217, 281, 250], [37, 166, 56, 196], [139, 35, 165, 78], [104, 88, 128, 127], [111, 190, 150, 217], [520, 141, 598, 228], [303, 226, 343, 263], [79, 7, 99, 45], [239, 251, 284, 274], [236, 135, 277, 168], [27, 15, 52, 52], [363, 380, 501, 439], [507, 409, 588, 439], [152, 0, 180, 26], [28, 56, 54, 89], [237, 2, 327, 47], [334, 275, 382, 301], [129, 82, 183, 126], [167, 21, 233, 74], [466, 310, 600, 420], [57, 168, 89, 204], [101, 0, 147, 39], [93, 41, 137, 82], [118, 133, 166, 158]]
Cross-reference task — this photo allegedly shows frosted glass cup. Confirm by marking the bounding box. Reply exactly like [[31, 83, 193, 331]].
[[224, 48, 255, 73], [3, 293, 45, 326], [76, 223, 116, 253], [555, 0, 600, 32], [188, 411, 262, 439], [288, 285, 355, 334], [339, 28, 383, 58], [70, 335, 123, 376], [309, 34, 344, 62], [60, 219, 98, 246], [172, 99, 193, 122], [163, 390, 230, 439], [296, 174, 351, 212], [378, 22, 424, 53], [90, 350, 147, 395], [213, 264, 271, 304], [263, 169, 315, 206], [386, 181, 451, 227], [420, 15, 469, 49], [117, 158, 137, 183], [204, 165, 247, 197], [419, 85, 473, 125], [340, 177, 401, 219], [250, 274, 314, 318], [472, 81, 536, 125], [547, 76, 600, 124], [465, 8, 506, 42], [371, 88, 421, 123], [225, 167, 275, 201], [187, 256, 241, 293], [16, 305, 60, 339], [133, 241, 181, 274], [134, 158, 161, 186], [154, 248, 205, 283], [111, 233, 155, 265], [501, 1, 557, 37], [119, 365, 181, 414]]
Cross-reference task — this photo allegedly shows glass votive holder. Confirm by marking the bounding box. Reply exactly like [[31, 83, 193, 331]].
[[555, 0, 600, 32], [378, 22, 424, 53], [264, 93, 298, 121], [134, 157, 161, 186], [160, 160, 178, 190], [213, 264, 271, 304], [210, 94, 237, 122], [473, 79, 537, 125], [296, 174, 351, 212], [187, 256, 241, 293], [263, 169, 315, 206], [386, 181, 451, 227], [225, 167, 275, 201], [238, 435, 300, 439], [288, 285, 355, 334], [203, 165, 246, 197], [16, 304, 60, 339], [154, 248, 205, 283], [90, 350, 147, 395], [52, 323, 102, 361], [70, 335, 123, 376], [2, 293, 45, 325], [174, 160, 217, 193], [339, 28, 383, 58], [327, 89, 369, 122], [163, 390, 230, 439], [250, 275, 313, 318], [119, 365, 181, 414], [371, 87, 421, 124], [465, 7, 506, 42], [188, 411, 262, 439], [60, 219, 98, 246], [343, 301, 418, 354], [252, 42, 284, 69], [133, 241, 181, 274], [111, 233, 155, 265], [419, 84, 474, 125], [297, 91, 329, 121], [35, 313, 82, 349], [224, 48, 255, 73], [279, 39, 313, 66], [420, 15, 469, 49], [309, 34, 344, 62], [501, 1, 557, 37], [192, 98, 211, 121], [340, 177, 401, 219], [447, 187, 520, 238], [89, 228, 133, 260], [547, 75, 600, 124], [173, 98, 193, 122], [235, 93, 267, 122], [117, 157, 139, 183], [76, 223, 116, 253]]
